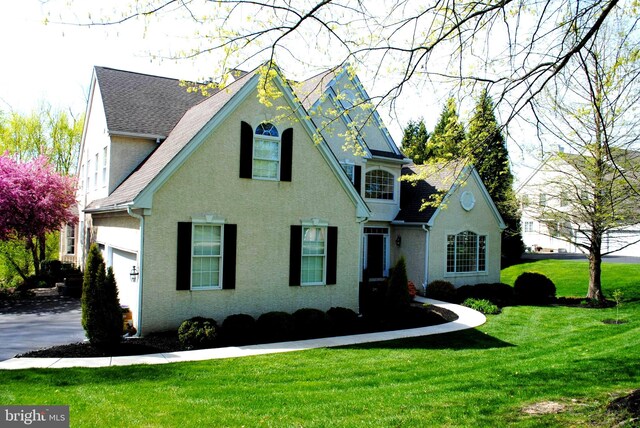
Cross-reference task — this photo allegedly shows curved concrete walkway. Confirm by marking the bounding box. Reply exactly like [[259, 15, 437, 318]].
[[0, 297, 485, 370]]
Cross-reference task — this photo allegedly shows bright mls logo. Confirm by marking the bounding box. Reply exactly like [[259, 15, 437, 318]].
[[1, 406, 69, 427]]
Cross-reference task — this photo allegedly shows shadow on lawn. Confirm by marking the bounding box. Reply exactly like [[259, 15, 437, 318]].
[[339, 328, 514, 351]]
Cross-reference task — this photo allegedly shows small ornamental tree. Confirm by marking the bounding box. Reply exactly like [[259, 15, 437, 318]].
[[0, 154, 76, 279], [82, 244, 122, 347]]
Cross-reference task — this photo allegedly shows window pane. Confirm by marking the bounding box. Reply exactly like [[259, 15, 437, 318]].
[[478, 236, 486, 271], [253, 159, 278, 179], [255, 123, 279, 137], [446, 235, 455, 272], [302, 256, 324, 283], [302, 227, 326, 284], [192, 256, 220, 288], [365, 170, 394, 199], [254, 139, 279, 160], [193, 225, 221, 256]]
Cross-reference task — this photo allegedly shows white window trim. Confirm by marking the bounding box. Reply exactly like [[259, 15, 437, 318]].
[[94, 153, 99, 191], [301, 225, 327, 286], [364, 168, 397, 203], [444, 231, 488, 276], [102, 146, 108, 188], [252, 126, 281, 181], [190, 222, 225, 291], [340, 160, 355, 184]]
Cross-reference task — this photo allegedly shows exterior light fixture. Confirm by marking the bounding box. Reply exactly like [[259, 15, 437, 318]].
[[130, 266, 139, 282], [396, 235, 402, 247]]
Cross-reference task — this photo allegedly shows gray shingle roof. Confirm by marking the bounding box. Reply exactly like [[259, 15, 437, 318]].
[[95, 66, 206, 137], [395, 163, 466, 223], [87, 68, 258, 210]]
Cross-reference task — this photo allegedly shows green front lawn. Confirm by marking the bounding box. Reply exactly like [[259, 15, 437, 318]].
[[1, 260, 638, 427], [502, 259, 640, 300]]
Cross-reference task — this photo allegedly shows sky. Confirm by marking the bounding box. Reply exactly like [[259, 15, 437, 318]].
[[0, 1, 536, 181]]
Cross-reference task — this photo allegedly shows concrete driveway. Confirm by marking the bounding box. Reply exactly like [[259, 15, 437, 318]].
[[0, 289, 86, 361]]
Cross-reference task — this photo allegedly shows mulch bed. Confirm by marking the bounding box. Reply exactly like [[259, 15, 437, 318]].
[[18, 304, 458, 359], [607, 389, 640, 422]]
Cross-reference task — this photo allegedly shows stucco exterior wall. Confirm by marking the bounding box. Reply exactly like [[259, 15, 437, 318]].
[[428, 177, 503, 287], [93, 214, 140, 254], [391, 226, 427, 292], [139, 89, 362, 333], [109, 136, 157, 194]]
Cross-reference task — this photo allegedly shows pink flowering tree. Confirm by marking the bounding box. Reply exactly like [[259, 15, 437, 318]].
[[0, 154, 76, 280]]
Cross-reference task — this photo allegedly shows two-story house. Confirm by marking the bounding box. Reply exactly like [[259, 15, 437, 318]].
[[67, 64, 505, 334]]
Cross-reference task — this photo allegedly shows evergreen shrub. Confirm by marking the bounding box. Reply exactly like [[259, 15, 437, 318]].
[[220, 314, 256, 346], [178, 317, 219, 349], [514, 272, 556, 304], [81, 244, 122, 347], [293, 308, 329, 339], [256, 311, 295, 343], [425, 280, 457, 302]]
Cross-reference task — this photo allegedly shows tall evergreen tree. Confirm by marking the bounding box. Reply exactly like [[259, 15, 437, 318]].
[[465, 89, 524, 263], [427, 98, 465, 160], [401, 119, 430, 164]]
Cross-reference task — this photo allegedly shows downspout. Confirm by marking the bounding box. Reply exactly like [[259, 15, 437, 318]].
[[357, 216, 369, 282], [422, 225, 430, 294], [127, 206, 144, 337]]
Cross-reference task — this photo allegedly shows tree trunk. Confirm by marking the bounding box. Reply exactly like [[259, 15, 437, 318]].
[[587, 251, 603, 301], [26, 237, 40, 277], [38, 234, 47, 269]]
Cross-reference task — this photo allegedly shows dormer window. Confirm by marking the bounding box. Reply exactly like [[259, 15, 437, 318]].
[[365, 169, 394, 200], [253, 123, 280, 180]]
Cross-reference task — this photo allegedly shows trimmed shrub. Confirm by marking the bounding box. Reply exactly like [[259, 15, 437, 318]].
[[256, 311, 295, 343], [514, 272, 557, 305], [425, 280, 457, 302], [462, 298, 501, 315], [178, 317, 219, 349], [293, 308, 329, 339], [81, 244, 122, 347], [457, 283, 515, 306], [220, 314, 256, 346], [386, 257, 411, 314], [326, 307, 359, 334]]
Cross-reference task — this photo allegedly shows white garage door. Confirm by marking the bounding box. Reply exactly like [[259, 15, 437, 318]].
[[111, 249, 139, 329]]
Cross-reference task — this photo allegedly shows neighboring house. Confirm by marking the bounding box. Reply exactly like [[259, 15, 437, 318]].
[[516, 151, 640, 256], [72, 64, 505, 334]]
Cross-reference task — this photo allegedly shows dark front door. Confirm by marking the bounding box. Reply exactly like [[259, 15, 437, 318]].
[[366, 234, 384, 278]]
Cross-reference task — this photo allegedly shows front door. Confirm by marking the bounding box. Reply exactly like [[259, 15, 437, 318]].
[[364, 227, 389, 279], [366, 235, 384, 278]]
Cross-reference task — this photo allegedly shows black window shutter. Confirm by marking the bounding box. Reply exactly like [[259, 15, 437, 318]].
[[354, 165, 362, 194], [239, 121, 253, 178], [289, 225, 302, 286], [222, 224, 237, 290], [176, 222, 192, 290], [326, 226, 338, 285], [280, 128, 293, 182]]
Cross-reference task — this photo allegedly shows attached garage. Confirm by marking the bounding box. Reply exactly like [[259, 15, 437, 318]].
[[109, 248, 139, 330]]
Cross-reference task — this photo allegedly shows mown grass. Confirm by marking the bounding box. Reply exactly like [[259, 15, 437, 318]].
[[502, 259, 640, 300], [0, 260, 638, 427]]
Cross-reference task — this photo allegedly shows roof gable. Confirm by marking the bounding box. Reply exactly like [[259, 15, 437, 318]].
[[87, 65, 370, 219], [95, 66, 205, 138], [396, 163, 506, 229]]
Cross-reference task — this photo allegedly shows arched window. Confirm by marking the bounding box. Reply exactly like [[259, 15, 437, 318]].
[[253, 123, 280, 180], [446, 231, 487, 273], [365, 169, 394, 200]]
